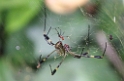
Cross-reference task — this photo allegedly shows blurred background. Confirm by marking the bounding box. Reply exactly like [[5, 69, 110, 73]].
[[0, 0, 124, 81]]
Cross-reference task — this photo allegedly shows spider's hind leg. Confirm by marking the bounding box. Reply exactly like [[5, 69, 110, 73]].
[[85, 42, 107, 59], [74, 47, 88, 59], [72, 42, 107, 59]]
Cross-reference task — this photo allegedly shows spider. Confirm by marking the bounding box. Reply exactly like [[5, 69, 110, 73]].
[[37, 7, 107, 75]]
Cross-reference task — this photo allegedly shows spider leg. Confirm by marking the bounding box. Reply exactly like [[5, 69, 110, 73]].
[[68, 42, 107, 59], [43, 33, 55, 45], [58, 27, 62, 35], [47, 27, 52, 35], [49, 55, 66, 75], [69, 25, 107, 59], [85, 42, 107, 59], [62, 31, 65, 36], [58, 27, 65, 36], [44, 7, 47, 32], [74, 47, 88, 59], [40, 50, 56, 63], [91, 42, 107, 59], [74, 25, 90, 59], [68, 50, 87, 58], [43, 28, 55, 45], [87, 25, 90, 51], [68, 50, 88, 59], [55, 28, 60, 37], [43, 7, 54, 45], [37, 50, 56, 68], [74, 52, 88, 59]]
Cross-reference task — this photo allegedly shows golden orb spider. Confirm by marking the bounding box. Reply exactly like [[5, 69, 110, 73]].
[[37, 7, 107, 75]]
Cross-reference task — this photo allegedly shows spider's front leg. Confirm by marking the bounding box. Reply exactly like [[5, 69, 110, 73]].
[[43, 27, 55, 46], [43, 7, 55, 46]]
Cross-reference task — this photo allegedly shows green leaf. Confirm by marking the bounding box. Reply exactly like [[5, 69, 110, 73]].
[[0, 0, 42, 33]]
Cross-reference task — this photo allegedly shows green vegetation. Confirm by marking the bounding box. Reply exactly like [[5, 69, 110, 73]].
[[0, 0, 124, 81]]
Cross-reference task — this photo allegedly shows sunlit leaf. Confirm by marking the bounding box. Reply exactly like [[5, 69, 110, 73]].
[[0, 0, 42, 33]]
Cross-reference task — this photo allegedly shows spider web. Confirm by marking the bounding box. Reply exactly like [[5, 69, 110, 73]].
[[27, 8, 99, 57], [25, 4, 124, 81], [7, 2, 124, 81]]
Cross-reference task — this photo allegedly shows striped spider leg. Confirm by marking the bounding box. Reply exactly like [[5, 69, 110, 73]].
[[68, 42, 107, 59], [37, 50, 56, 69], [43, 7, 54, 46]]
